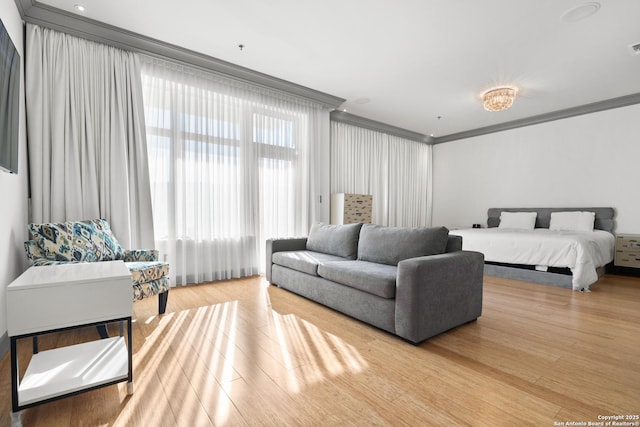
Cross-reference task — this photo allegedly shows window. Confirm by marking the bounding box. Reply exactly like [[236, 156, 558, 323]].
[[141, 59, 325, 284]]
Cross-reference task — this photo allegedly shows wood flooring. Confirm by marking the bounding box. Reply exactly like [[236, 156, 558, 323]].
[[1, 273, 639, 426]]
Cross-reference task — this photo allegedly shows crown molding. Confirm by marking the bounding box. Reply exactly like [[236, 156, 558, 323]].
[[14, 0, 346, 108], [15, 1, 640, 144], [330, 111, 434, 144], [434, 92, 640, 143]]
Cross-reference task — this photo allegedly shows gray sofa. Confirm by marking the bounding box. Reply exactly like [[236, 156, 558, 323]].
[[266, 223, 484, 344]]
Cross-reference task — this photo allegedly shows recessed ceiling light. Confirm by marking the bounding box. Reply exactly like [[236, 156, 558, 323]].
[[74, 4, 86, 12], [561, 2, 600, 23]]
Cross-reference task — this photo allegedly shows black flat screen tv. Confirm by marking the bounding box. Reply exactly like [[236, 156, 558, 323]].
[[0, 18, 20, 174]]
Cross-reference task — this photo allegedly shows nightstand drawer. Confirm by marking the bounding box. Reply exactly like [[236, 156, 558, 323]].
[[615, 251, 640, 268], [615, 235, 640, 250]]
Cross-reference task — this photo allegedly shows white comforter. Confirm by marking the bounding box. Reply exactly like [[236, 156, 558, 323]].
[[450, 228, 615, 291]]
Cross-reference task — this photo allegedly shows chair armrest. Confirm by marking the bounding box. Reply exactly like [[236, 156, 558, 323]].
[[265, 238, 308, 282], [124, 249, 159, 262], [24, 240, 45, 264], [395, 250, 484, 344]]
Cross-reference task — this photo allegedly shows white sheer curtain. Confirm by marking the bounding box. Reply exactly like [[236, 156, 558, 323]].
[[140, 57, 328, 285], [25, 24, 154, 248], [331, 121, 433, 227]]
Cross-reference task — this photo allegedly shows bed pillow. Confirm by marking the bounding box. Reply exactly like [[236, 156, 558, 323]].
[[549, 211, 595, 232], [498, 212, 537, 230]]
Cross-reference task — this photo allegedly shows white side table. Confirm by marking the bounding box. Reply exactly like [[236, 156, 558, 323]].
[[7, 261, 134, 426]]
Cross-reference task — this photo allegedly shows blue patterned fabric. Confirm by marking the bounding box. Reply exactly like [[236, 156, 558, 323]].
[[133, 277, 170, 302], [124, 249, 159, 262], [28, 219, 125, 262], [25, 219, 170, 304], [125, 261, 169, 286]]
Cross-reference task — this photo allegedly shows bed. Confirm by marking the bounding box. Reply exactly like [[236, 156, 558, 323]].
[[450, 207, 616, 291]]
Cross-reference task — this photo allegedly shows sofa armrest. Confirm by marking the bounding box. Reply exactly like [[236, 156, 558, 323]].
[[123, 249, 159, 262], [395, 250, 484, 344], [265, 238, 308, 282]]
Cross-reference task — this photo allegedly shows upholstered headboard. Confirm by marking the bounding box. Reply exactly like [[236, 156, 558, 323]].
[[487, 207, 615, 233]]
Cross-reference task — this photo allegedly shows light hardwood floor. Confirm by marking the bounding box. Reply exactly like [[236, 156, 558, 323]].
[[1, 273, 639, 426]]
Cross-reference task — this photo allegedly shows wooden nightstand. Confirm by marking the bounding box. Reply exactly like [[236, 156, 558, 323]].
[[614, 234, 640, 276]]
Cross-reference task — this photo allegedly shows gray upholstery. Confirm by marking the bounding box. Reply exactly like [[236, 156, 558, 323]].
[[446, 234, 462, 252], [487, 207, 615, 232], [357, 224, 449, 266], [272, 250, 348, 277], [266, 226, 484, 344], [265, 237, 307, 282], [396, 251, 484, 343], [318, 260, 397, 299], [272, 264, 397, 334], [307, 222, 363, 259]]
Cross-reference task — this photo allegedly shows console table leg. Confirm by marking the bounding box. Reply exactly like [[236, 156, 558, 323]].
[[10, 410, 23, 427]]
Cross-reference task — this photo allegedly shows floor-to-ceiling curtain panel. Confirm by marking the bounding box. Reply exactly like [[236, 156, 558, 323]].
[[25, 24, 154, 248], [140, 57, 328, 285], [331, 121, 433, 227]]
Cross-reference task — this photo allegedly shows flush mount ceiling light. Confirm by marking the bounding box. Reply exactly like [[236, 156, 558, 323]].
[[561, 2, 601, 23], [482, 87, 518, 112], [74, 4, 86, 12]]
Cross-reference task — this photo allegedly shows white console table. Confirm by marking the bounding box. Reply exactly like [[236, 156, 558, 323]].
[[7, 261, 134, 426]]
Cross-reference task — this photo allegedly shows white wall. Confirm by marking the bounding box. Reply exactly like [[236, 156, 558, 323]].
[[432, 103, 640, 234], [0, 0, 29, 347]]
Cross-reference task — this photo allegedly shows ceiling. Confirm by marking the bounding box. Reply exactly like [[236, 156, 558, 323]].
[[21, 0, 640, 139]]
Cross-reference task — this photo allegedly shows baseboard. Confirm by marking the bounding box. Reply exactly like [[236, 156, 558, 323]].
[[0, 331, 8, 361]]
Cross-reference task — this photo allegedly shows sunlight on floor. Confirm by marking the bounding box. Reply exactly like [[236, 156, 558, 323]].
[[271, 310, 368, 393], [109, 296, 367, 425]]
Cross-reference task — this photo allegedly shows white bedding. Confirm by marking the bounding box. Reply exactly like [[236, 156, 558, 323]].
[[450, 228, 615, 291]]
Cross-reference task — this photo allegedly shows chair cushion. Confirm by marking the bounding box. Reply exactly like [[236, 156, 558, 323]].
[[74, 219, 125, 261], [28, 219, 125, 262], [272, 250, 348, 276], [28, 222, 74, 261], [133, 277, 170, 301], [306, 222, 363, 259], [357, 224, 449, 266], [126, 261, 169, 286]]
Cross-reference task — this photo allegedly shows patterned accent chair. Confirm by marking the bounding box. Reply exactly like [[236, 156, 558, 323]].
[[24, 219, 170, 315]]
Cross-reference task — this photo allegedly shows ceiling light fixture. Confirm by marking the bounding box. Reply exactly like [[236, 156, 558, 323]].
[[74, 4, 86, 12], [561, 2, 600, 23], [482, 87, 518, 112]]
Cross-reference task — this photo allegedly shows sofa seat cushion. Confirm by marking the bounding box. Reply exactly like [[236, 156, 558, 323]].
[[358, 224, 449, 266], [317, 260, 397, 299], [125, 261, 170, 286], [272, 250, 347, 276]]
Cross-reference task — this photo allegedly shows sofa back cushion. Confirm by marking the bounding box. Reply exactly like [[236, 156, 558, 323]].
[[306, 222, 363, 259], [357, 224, 449, 266]]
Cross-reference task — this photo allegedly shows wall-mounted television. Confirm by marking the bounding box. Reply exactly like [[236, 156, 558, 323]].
[[0, 18, 20, 174]]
